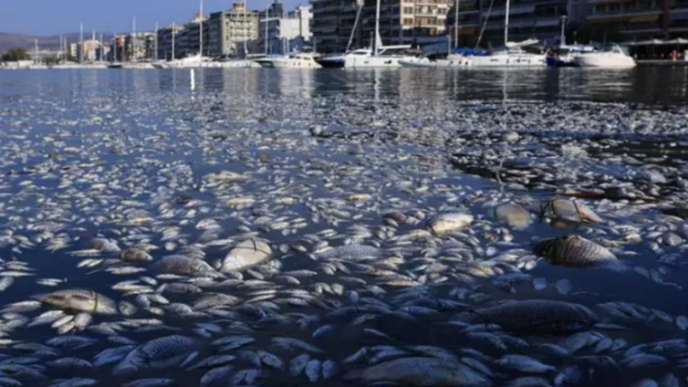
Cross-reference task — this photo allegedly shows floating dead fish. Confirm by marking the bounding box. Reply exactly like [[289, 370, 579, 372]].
[[464, 300, 599, 334], [152, 255, 216, 275], [493, 203, 532, 229], [534, 235, 618, 267], [220, 239, 272, 272], [350, 356, 491, 386], [426, 213, 474, 234], [541, 199, 602, 224], [113, 335, 199, 376], [37, 289, 118, 315]]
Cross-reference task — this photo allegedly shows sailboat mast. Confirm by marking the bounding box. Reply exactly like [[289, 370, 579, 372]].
[[34, 39, 38, 64], [454, 0, 459, 49], [172, 23, 176, 60], [504, 0, 509, 46], [374, 0, 381, 55]]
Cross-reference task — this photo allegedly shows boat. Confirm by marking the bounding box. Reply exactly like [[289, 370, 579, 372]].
[[255, 53, 322, 68], [466, 0, 547, 68], [316, 0, 418, 68], [107, 62, 123, 69], [468, 40, 547, 67], [572, 45, 636, 68], [167, 54, 213, 68]]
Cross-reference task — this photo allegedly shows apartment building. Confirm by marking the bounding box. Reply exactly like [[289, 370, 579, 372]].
[[156, 24, 185, 60], [207, 2, 260, 57], [588, 0, 687, 40], [311, 0, 361, 53], [259, 5, 313, 54]]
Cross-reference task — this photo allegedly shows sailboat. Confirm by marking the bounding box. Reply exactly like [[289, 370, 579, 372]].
[[467, 0, 546, 67], [317, 0, 420, 68]]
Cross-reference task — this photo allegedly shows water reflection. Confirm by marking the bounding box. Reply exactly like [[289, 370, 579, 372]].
[[1, 67, 687, 105]]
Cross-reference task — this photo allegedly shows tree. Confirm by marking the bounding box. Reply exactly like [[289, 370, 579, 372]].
[[1, 47, 31, 62], [44, 55, 60, 66]]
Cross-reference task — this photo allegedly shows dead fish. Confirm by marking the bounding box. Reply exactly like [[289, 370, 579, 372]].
[[48, 378, 98, 387], [221, 239, 272, 272], [350, 357, 491, 386], [533, 235, 618, 267], [121, 248, 153, 263], [113, 335, 198, 376], [465, 299, 598, 334], [152, 255, 216, 275], [493, 203, 532, 229], [426, 212, 474, 234], [318, 245, 383, 260], [123, 378, 176, 387], [541, 199, 602, 224], [38, 289, 118, 315], [496, 354, 555, 373]]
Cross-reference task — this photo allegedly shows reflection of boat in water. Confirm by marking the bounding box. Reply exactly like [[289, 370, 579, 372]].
[[255, 53, 322, 68], [573, 45, 636, 68]]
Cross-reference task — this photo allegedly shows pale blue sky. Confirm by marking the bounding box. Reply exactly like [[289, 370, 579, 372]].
[[1, 0, 304, 35]]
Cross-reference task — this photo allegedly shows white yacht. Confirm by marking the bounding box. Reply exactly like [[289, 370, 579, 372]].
[[167, 54, 213, 68], [399, 54, 471, 68], [317, 0, 418, 69], [573, 45, 636, 68], [255, 53, 321, 68], [468, 40, 547, 67], [466, 0, 547, 69]]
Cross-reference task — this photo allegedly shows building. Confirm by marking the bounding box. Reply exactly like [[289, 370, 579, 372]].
[[207, 2, 260, 57], [125, 32, 155, 61], [587, 0, 688, 41], [156, 24, 185, 60], [311, 0, 360, 53], [259, 5, 313, 54], [76, 39, 102, 62]]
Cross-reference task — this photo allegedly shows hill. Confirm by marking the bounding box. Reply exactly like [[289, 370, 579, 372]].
[[0, 32, 114, 53]]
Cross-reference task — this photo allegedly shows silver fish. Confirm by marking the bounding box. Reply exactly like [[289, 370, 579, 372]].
[[113, 335, 198, 376], [351, 357, 491, 386], [38, 289, 118, 315]]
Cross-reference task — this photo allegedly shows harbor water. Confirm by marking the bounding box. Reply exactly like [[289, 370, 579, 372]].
[[0, 67, 686, 387]]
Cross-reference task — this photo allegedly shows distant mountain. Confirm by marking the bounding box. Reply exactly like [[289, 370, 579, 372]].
[[0, 32, 114, 53]]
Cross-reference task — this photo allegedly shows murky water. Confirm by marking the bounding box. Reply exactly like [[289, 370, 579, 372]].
[[0, 68, 686, 387]]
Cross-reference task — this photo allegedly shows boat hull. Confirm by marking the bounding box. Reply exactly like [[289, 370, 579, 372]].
[[573, 55, 636, 68], [316, 57, 345, 68]]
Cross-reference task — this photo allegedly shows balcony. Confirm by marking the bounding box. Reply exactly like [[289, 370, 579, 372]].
[[589, 8, 662, 21]]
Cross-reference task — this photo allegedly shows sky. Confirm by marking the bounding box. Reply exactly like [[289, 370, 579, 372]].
[[1, 0, 304, 36]]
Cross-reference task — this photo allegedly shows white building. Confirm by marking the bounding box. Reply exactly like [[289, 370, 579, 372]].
[[259, 5, 313, 55]]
